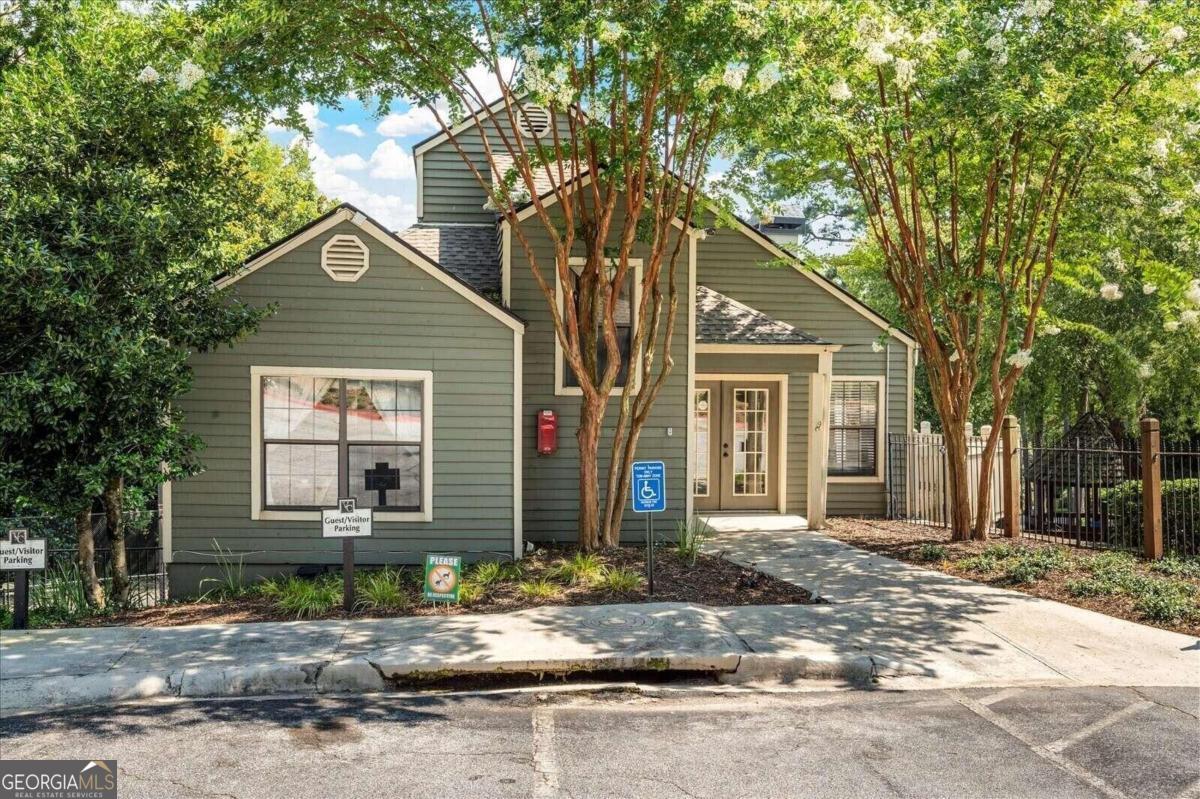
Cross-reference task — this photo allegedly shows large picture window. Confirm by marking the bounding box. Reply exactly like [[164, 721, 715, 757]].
[[555, 258, 641, 395], [828, 378, 881, 479], [252, 368, 432, 520]]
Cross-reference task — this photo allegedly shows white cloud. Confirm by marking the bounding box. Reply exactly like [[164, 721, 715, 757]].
[[293, 136, 416, 230], [265, 102, 326, 134], [377, 106, 441, 137], [336, 123, 365, 137], [332, 153, 367, 171], [368, 139, 416, 180]]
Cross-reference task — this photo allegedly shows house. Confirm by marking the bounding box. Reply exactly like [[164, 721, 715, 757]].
[[162, 100, 918, 595]]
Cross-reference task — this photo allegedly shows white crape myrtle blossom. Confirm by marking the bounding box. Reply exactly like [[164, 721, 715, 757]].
[[1162, 200, 1184, 218], [1143, 282, 1158, 295], [1164, 25, 1188, 46], [723, 63, 748, 90], [1186, 280, 1200, 306], [136, 65, 159, 84], [894, 58, 916, 90], [1126, 33, 1155, 69], [1150, 136, 1171, 161], [916, 29, 940, 46], [1019, 0, 1053, 18], [956, 48, 972, 64], [865, 41, 893, 65], [598, 20, 624, 45], [1106, 248, 1128, 273], [828, 77, 852, 101], [1100, 282, 1124, 301], [1138, 363, 1155, 380], [1043, 324, 1062, 336], [1194, 180, 1200, 197], [1164, 319, 1182, 332], [871, 340, 885, 353], [175, 59, 204, 91], [1006, 349, 1033, 369], [756, 62, 782, 92], [985, 32, 1005, 52], [1182, 309, 1200, 326]]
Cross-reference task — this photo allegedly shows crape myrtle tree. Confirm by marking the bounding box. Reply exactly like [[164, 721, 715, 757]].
[[734, 0, 1198, 540], [204, 0, 795, 549], [0, 1, 325, 606]]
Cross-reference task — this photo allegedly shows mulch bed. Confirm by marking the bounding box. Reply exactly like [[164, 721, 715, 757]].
[[823, 517, 1200, 636], [76, 545, 812, 628]]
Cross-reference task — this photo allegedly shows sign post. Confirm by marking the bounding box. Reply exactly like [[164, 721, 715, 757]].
[[2, 529, 46, 629], [631, 461, 666, 595], [321, 498, 373, 612]]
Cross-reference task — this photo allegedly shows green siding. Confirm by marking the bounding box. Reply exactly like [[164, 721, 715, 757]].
[[695, 224, 911, 518], [512, 211, 689, 542], [170, 220, 517, 595]]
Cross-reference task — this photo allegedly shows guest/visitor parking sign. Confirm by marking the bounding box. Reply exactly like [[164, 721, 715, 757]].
[[632, 461, 666, 513]]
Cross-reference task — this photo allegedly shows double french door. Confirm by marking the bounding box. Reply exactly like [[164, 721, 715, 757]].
[[693, 380, 780, 511]]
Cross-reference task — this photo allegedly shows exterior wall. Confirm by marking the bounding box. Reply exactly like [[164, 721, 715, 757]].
[[694, 353, 818, 516], [694, 224, 911, 517], [420, 110, 574, 225], [170, 220, 517, 595], [510, 212, 690, 543]]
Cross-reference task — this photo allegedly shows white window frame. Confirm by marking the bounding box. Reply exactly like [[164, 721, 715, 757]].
[[692, 387, 711, 497], [250, 366, 434, 521], [553, 257, 643, 397], [827, 375, 886, 484]]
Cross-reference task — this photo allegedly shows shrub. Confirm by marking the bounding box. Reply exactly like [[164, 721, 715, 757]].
[[916, 543, 949, 563], [355, 568, 408, 611], [956, 544, 1070, 585], [458, 580, 484, 604], [1149, 555, 1200, 579], [198, 539, 249, 600], [517, 578, 560, 599], [274, 575, 340, 619], [28, 559, 92, 623], [468, 560, 522, 587], [1132, 580, 1199, 624], [601, 567, 643, 593], [675, 516, 713, 566], [1102, 479, 1200, 556], [548, 552, 605, 586]]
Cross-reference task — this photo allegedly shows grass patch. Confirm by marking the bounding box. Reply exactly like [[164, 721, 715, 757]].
[[548, 552, 606, 586], [955, 543, 1070, 585], [271, 576, 341, 619], [675, 516, 713, 566], [198, 539, 250, 600], [467, 559, 522, 587], [600, 567, 643, 593], [517, 578, 560, 599], [355, 568, 409, 611], [915, 543, 949, 563]]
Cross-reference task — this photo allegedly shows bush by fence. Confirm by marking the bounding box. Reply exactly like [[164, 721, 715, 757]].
[[1101, 479, 1200, 557]]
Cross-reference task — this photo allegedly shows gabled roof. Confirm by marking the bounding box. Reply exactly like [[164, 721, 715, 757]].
[[215, 203, 524, 332], [696, 286, 829, 345], [397, 223, 501, 296]]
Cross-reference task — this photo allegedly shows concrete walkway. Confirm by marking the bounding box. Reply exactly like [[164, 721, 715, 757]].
[[707, 525, 1200, 690], [0, 601, 875, 716]]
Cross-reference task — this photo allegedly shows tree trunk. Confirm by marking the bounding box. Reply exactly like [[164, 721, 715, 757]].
[[941, 423, 974, 541], [576, 396, 605, 551], [75, 506, 104, 609], [103, 475, 129, 606], [972, 426, 1003, 541]]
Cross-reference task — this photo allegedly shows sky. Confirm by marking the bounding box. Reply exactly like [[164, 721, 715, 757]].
[[265, 98, 436, 231]]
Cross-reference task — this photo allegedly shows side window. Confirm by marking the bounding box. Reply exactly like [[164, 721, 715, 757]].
[[828, 379, 879, 477]]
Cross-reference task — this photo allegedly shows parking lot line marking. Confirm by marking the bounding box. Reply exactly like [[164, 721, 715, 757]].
[[532, 704, 562, 799], [1045, 700, 1154, 754]]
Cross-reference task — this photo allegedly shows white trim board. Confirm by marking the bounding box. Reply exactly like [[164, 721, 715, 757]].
[[696, 343, 843, 355], [826, 374, 887, 485], [512, 329, 524, 560], [248, 365, 435, 523], [553, 257, 644, 397], [216, 206, 525, 334], [692, 372, 789, 515], [685, 230, 699, 520]]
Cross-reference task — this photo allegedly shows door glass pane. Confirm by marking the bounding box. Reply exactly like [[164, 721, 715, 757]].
[[732, 388, 769, 496], [265, 444, 338, 507], [345, 379, 423, 442], [692, 389, 710, 496], [348, 444, 421, 509]]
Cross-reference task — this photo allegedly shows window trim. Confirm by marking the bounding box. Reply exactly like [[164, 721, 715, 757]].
[[250, 366, 434, 522], [553, 257, 643, 397], [692, 387, 711, 497], [827, 375, 886, 484]]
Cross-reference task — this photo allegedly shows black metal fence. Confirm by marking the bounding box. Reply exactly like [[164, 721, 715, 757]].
[[0, 508, 166, 614]]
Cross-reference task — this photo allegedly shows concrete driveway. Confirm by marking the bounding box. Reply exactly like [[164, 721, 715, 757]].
[[705, 524, 1200, 689]]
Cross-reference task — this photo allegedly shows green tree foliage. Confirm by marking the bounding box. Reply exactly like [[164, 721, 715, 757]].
[[0, 1, 325, 603], [733, 0, 1198, 538]]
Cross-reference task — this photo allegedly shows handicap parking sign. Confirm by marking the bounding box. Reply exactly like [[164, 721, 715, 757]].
[[631, 461, 666, 513]]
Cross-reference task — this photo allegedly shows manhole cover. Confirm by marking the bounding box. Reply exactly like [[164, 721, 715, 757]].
[[583, 611, 658, 630]]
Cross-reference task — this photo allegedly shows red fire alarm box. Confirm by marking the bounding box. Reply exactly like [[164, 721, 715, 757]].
[[537, 410, 558, 455]]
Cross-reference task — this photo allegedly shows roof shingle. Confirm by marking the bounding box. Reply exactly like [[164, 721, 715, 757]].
[[696, 285, 828, 345], [397, 223, 501, 296]]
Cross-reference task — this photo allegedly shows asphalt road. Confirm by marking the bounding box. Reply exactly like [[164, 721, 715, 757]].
[[1, 684, 1197, 799]]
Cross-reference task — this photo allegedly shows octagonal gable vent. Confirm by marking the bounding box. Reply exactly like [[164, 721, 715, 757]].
[[321, 234, 370, 282], [516, 104, 551, 139]]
